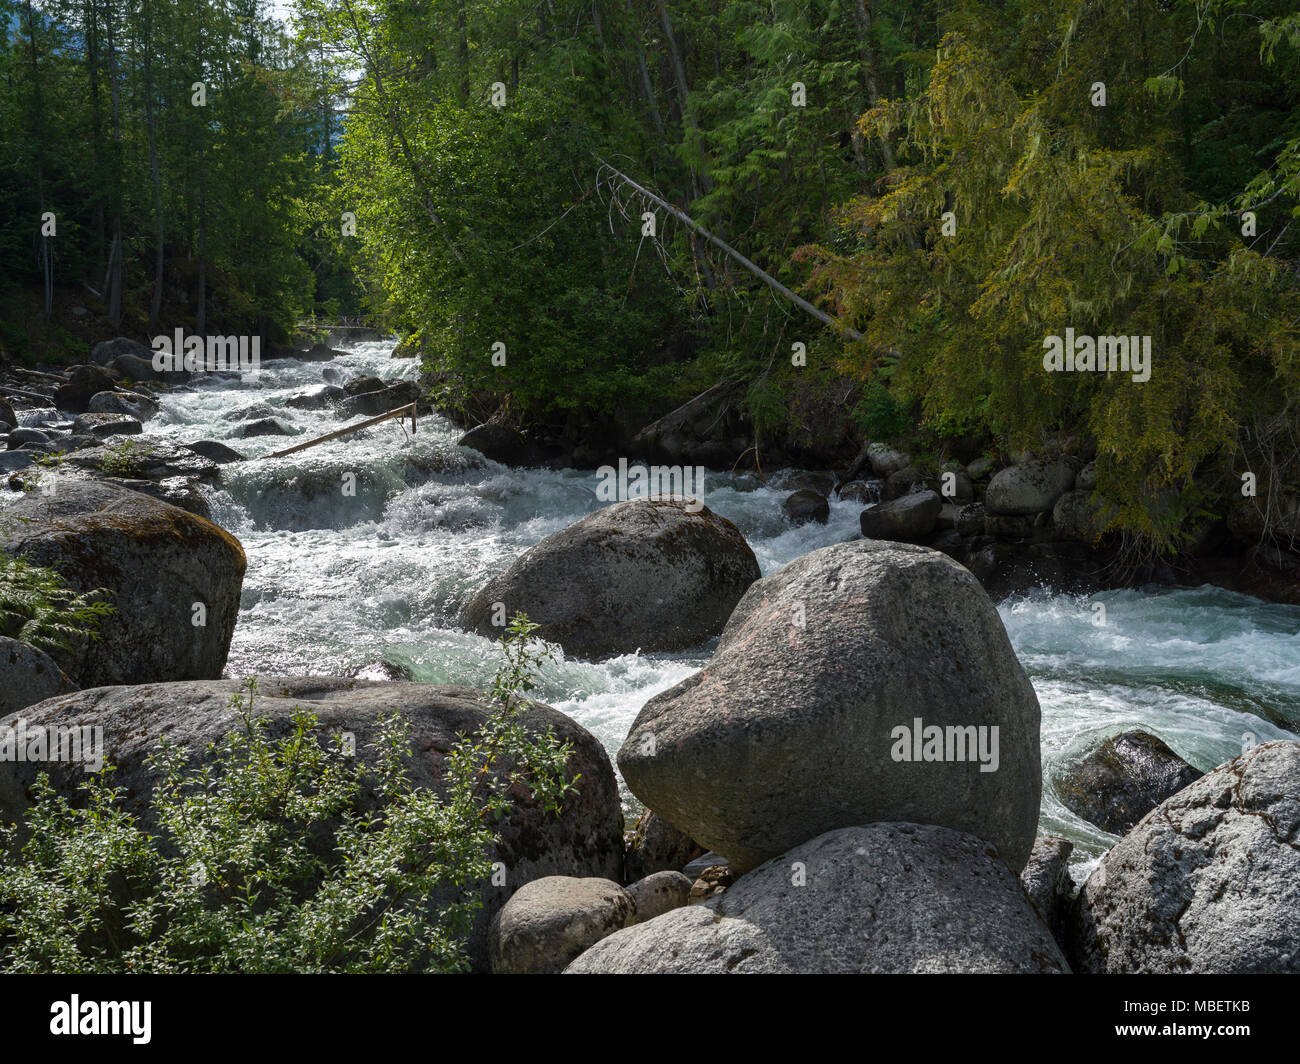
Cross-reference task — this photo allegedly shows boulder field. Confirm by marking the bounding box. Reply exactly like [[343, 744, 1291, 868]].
[[565, 824, 1069, 974]]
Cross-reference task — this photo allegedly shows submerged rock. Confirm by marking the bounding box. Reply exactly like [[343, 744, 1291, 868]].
[[617, 539, 1041, 875], [782, 489, 829, 525], [0, 479, 245, 686], [566, 824, 1069, 973], [461, 498, 761, 659], [1070, 740, 1300, 973], [1055, 729, 1203, 835]]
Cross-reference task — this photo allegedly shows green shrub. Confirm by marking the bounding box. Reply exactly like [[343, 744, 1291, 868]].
[[0, 613, 577, 973]]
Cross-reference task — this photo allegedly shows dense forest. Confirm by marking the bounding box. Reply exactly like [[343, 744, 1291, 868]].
[[2, 0, 1299, 551]]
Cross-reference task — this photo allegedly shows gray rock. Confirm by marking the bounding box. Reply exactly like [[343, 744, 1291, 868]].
[[99, 476, 212, 520], [54, 365, 117, 413], [87, 390, 159, 421], [0, 451, 34, 473], [0, 400, 16, 429], [64, 440, 219, 482], [0, 479, 245, 686], [1020, 835, 1074, 944], [617, 539, 1042, 875], [488, 876, 634, 974], [782, 489, 829, 525], [184, 440, 244, 464], [881, 467, 928, 501], [239, 417, 297, 438], [1052, 489, 1111, 542], [90, 337, 153, 366], [221, 401, 277, 423], [985, 457, 1077, 515], [627, 871, 692, 923], [623, 808, 705, 882], [566, 824, 1069, 973], [457, 424, 532, 465], [1070, 741, 1300, 973], [7, 427, 51, 450], [0, 677, 624, 973], [349, 659, 414, 682], [1055, 729, 1203, 835], [0, 637, 77, 715], [337, 381, 419, 420], [966, 456, 996, 480], [108, 352, 174, 382], [866, 443, 911, 477], [858, 489, 942, 541], [284, 385, 346, 411], [461, 498, 761, 660], [837, 480, 878, 504], [71, 412, 143, 438]]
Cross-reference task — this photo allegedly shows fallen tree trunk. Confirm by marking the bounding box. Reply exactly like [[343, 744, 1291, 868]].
[[599, 160, 865, 342]]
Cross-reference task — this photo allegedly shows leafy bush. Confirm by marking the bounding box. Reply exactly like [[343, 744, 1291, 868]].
[[0, 613, 577, 973]]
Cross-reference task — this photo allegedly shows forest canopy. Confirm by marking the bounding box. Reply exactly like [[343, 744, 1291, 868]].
[[2, 0, 1299, 549]]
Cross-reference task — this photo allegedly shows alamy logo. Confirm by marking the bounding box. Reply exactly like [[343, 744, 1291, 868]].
[[50, 996, 151, 1044], [151, 328, 261, 377], [890, 717, 1000, 773], [596, 458, 707, 513], [1042, 327, 1151, 383], [0, 719, 104, 772]]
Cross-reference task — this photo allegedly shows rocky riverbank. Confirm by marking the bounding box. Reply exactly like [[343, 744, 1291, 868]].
[[1, 334, 1297, 974]]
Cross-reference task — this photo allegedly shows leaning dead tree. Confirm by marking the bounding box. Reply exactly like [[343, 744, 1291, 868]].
[[597, 160, 865, 342]]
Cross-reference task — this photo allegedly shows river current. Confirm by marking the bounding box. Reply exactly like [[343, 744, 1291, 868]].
[[144, 339, 1300, 878]]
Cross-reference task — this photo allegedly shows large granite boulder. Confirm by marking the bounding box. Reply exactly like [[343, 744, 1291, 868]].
[[461, 498, 761, 660], [566, 824, 1069, 973], [1070, 741, 1300, 974], [617, 539, 1041, 874], [0, 479, 245, 686]]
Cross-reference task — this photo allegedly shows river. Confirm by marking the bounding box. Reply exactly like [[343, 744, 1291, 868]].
[[144, 338, 1300, 878]]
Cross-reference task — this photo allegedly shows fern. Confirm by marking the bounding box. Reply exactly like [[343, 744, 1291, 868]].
[[0, 553, 115, 655]]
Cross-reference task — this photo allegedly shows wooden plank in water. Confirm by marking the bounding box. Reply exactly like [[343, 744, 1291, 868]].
[[261, 402, 417, 459]]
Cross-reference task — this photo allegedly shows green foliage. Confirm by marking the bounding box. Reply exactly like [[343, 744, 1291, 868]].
[[852, 376, 909, 442], [0, 613, 577, 974], [0, 552, 114, 655], [96, 436, 148, 477], [797, 0, 1300, 550]]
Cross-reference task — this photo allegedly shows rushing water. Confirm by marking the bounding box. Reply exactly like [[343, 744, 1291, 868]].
[[145, 339, 1300, 877]]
